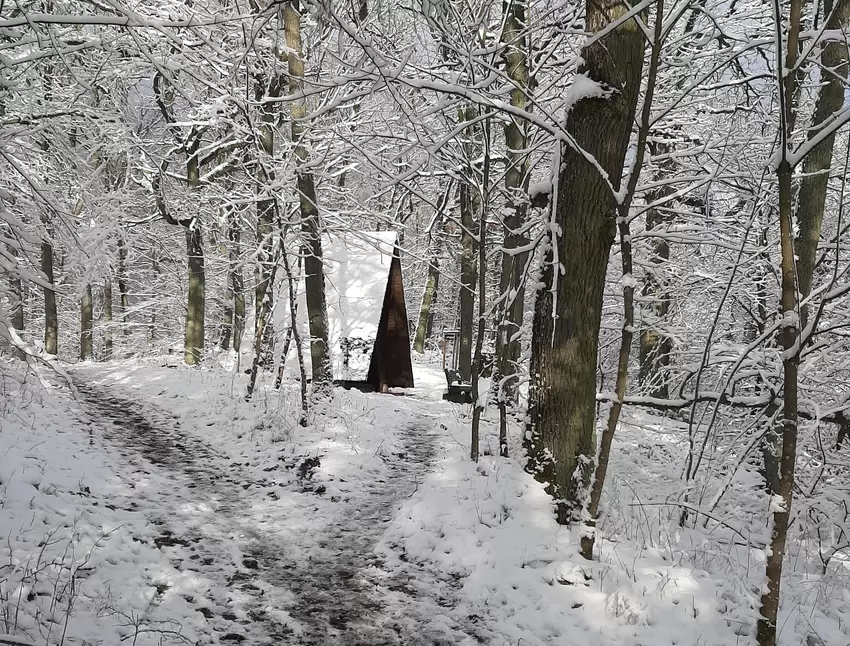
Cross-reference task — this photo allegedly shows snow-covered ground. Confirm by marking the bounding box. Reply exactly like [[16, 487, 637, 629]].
[[1, 357, 848, 645]]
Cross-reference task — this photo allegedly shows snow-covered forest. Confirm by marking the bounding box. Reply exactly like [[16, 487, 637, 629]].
[[2, 0, 850, 644]]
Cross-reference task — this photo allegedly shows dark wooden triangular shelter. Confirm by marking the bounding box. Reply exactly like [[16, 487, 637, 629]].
[[367, 251, 414, 390], [277, 231, 414, 392]]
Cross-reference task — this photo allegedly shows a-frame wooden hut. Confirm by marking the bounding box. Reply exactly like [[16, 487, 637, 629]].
[[275, 231, 414, 391]]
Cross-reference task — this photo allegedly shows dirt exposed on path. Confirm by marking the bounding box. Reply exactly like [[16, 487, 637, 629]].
[[72, 380, 457, 645]]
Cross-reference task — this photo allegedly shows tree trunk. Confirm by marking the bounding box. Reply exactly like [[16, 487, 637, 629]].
[[458, 105, 480, 384], [247, 273, 277, 399], [183, 137, 205, 366], [184, 221, 206, 365], [282, 239, 309, 426], [221, 205, 245, 354], [637, 5, 708, 397], [220, 274, 234, 351], [233, 250, 246, 355], [10, 282, 24, 336], [496, 0, 532, 455], [152, 74, 206, 366], [5, 239, 24, 352], [757, 0, 802, 642], [149, 249, 161, 346], [80, 283, 93, 360], [458, 184, 478, 383], [117, 235, 130, 334], [470, 117, 491, 461], [284, 0, 332, 390], [755, 219, 781, 495], [7, 241, 25, 359], [254, 71, 281, 370], [414, 255, 439, 354], [41, 238, 58, 355], [580, 0, 664, 560], [103, 279, 113, 359], [524, 0, 645, 524], [794, 0, 850, 327], [414, 184, 450, 354], [638, 200, 672, 398]]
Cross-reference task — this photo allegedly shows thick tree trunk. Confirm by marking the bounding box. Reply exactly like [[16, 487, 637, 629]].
[[284, 0, 331, 390], [103, 279, 113, 359], [458, 179, 478, 383], [757, 0, 802, 642], [41, 238, 58, 355], [524, 0, 645, 524], [496, 0, 532, 454], [80, 283, 93, 360], [580, 0, 664, 560], [795, 0, 850, 327]]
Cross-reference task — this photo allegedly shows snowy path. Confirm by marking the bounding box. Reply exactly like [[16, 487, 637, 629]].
[[6, 361, 776, 646], [71, 379, 457, 645]]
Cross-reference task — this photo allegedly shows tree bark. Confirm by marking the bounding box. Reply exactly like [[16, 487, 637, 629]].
[[11, 278, 24, 335], [152, 73, 206, 366], [117, 235, 130, 335], [458, 182, 478, 383], [221, 199, 246, 354], [496, 0, 532, 455], [638, 198, 672, 398], [580, 0, 664, 560], [184, 140, 205, 366], [794, 0, 850, 327], [282, 238, 309, 426], [220, 271, 234, 352], [233, 242, 246, 355], [757, 0, 802, 642], [41, 237, 58, 355], [458, 106, 481, 383], [103, 279, 113, 359], [247, 258, 279, 399], [470, 117, 491, 461], [80, 283, 93, 360], [414, 255, 439, 354], [149, 249, 161, 346], [7, 241, 25, 359], [524, 0, 645, 524], [284, 0, 332, 391], [254, 70, 282, 370], [414, 185, 450, 354], [185, 221, 206, 365]]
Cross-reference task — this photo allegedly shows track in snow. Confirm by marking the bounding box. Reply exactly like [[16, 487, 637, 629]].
[[72, 380, 467, 645]]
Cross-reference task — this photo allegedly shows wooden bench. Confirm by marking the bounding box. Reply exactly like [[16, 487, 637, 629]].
[[443, 369, 472, 403]]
